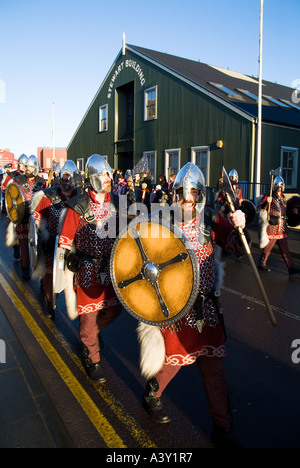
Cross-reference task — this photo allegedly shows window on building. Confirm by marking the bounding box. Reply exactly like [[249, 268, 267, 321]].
[[280, 99, 300, 111], [144, 86, 157, 121], [281, 146, 298, 189], [236, 89, 267, 103], [143, 151, 157, 184], [165, 149, 181, 179], [99, 104, 108, 132], [191, 146, 210, 185], [208, 82, 241, 99], [263, 96, 290, 107]]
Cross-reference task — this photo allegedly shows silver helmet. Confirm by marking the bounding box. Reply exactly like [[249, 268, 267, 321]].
[[60, 160, 79, 189], [173, 162, 206, 206], [26, 155, 39, 177], [18, 154, 28, 172], [229, 169, 239, 184], [273, 175, 285, 192], [85, 154, 113, 193]]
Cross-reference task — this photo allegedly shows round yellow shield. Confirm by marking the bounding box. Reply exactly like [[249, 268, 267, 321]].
[[5, 182, 25, 224], [110, 217, 200, 326]]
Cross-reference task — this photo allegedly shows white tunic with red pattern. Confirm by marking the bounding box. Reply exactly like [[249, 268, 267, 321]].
[[59, 190, 119, 315], [160, 211, 239, 366]]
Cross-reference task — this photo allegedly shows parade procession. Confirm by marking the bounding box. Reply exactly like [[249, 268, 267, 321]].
[[1, 1, 300, 448], [0, 150, 299, 449]]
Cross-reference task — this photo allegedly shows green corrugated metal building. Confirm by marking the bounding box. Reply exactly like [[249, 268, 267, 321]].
[[67, 41, 300, 194]]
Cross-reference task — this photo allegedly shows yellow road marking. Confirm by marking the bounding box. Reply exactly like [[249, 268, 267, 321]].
[[2, 265, 156, 448], [0, 273, 126, 448]]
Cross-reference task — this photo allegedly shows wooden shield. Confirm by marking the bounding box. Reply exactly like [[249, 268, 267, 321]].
[[5, 182, 25, 224], [110, 217, 200, 326], [240, 199, 256, 225], [287, 196, 300, 227]]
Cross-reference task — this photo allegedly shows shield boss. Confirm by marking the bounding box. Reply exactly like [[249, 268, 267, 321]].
[[111, 218, 199, 326]]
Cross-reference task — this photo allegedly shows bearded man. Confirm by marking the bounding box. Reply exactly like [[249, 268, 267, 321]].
[[5, 155, 46, 279], [138, 162, 247, 447], [58, 154, 123, 382], [31, 160, 81, 317]]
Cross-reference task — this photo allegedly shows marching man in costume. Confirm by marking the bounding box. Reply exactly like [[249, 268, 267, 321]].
[[5, 155, 46, 279], [2, 154, 28, 261], [138, 162, 247, 447], [58, 154, 123, 383], [258, 176, 300, 275], [31, 160, 81, 317]]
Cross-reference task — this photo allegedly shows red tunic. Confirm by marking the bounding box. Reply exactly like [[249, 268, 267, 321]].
[[59, 190, 119, 315], [14, 178, 47, 239], [160, 212, 239, 366]]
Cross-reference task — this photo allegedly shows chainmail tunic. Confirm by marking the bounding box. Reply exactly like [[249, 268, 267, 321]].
[[59, 191, 119, 315], [161, 216, 217, 335], [266, 192, 288, 239], [158, 211, 240, 366]]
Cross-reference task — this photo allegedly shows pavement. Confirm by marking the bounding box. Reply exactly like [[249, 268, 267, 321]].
[[0, 306, 75, 448], [0, 221, 299, 448]]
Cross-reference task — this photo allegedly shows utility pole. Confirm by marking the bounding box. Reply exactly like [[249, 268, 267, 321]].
[[256, 0, 264, 199], [52, 102, 55, 162]]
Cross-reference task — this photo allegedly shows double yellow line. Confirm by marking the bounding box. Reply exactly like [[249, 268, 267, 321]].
[[0, 265, 156, 448]]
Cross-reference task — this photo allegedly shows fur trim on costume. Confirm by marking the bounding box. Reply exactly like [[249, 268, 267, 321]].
[[137, 322, 165, 379], [31, 190, 46, 214], [64, 267, 78, 320], [32, 252, 46, 280], [214, 244, 225, 294], [258, 210, 269, 249], [6, 222, 18, 247]]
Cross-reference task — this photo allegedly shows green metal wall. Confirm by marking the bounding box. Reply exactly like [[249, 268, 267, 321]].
[[67, 47, 299, 191]]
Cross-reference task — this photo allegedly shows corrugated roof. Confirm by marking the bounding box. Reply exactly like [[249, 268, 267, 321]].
[[128, 45, 300, 128]]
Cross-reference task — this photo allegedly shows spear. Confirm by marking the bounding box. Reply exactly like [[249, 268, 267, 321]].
[[221, 166, 277, 326]]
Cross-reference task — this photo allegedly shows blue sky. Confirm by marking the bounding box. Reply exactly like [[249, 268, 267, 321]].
[[0, 0, 299, 159]]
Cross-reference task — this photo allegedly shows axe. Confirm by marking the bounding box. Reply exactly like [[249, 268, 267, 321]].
[[221, 167, 277, 326]]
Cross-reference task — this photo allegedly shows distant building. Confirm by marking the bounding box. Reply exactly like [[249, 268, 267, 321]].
[[0, 149, 17, 169], [67, 42, 300, 196], [37, 147, 67, 172]]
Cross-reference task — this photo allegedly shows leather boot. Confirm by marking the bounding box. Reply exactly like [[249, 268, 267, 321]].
[[258, 253, 270, 272], [210, 423, 241, 448], [83, 355, 106, 383], [143, 378, 171, 424], [289, 266, 300, 276]]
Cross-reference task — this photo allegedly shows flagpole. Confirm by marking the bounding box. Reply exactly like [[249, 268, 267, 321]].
[[256, 0, 264, 199], [52, 102, 55, 162]]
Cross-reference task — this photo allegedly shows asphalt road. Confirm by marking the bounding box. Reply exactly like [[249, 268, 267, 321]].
[[0, 214, 299, 449]]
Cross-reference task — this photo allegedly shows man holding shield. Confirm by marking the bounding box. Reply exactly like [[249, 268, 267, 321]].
[[5, 155, 46, 279], [137, 162, 247, 447], [58, 154, 123, 383], [31, 160, 80, 317]]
